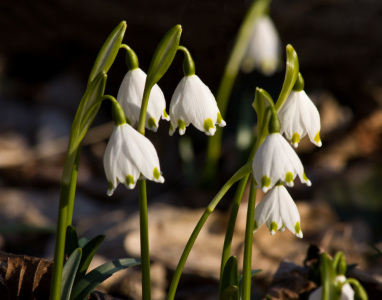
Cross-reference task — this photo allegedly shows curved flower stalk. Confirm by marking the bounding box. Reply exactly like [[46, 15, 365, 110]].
[[254, 184, 303, 238], [241, 15, 281, 76], [169, 46, 226, 136], [278, 73, 322, 147], [309, 275, 354, 300], [252, 131, 311, 192], [104, 122, 164, 195], [117, 68, 169, 132]]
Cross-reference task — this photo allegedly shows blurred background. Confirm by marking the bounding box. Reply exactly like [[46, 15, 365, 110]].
[[0, 0, 382, 299]]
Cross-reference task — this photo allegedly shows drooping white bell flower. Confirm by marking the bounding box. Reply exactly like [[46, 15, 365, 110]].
[[279, 89, 322, 148], [117, 68, 169, 132], [254, 185, 303, 238], [169, 74, 226, 136], [103, 123, 164, 195], [252, 132, 311, 193], [241, 16, 281, 76], [309, 275, 355, 300]]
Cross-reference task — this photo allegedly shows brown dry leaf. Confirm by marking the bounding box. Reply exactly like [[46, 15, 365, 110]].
[[0, 251, 52, 300]]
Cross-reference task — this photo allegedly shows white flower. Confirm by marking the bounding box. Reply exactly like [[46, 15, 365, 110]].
[[254, 185, 303, 238], [252, 133, 311, 193], [241, 16, 281, 76], [169, 74, 226, 136], [117, 68, 169, 132], [278, 90, 322, 148], [103, 123, 164, 195], [309, 276, 355, 300]]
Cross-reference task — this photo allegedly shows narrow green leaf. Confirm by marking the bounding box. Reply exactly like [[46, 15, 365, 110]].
[[70, 258, 140, 300], [146, 24, 182, 89], [65, 225, 79, 257], [220, 256, 239, 299], [78, 237, 89, 248], [274, 44, 299, 112], [75, 234, 106, 282], [61, 248, 82, 300], [88, 21, 127, 84]]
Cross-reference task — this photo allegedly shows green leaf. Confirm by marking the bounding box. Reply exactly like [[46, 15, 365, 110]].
[[75, 234, 106, 282], [220, 256, 239, 300], [78, 237, 89, 248], [61, 248, 82, 300], [274, 44, 299, 112], [88, 21, 127, 84], [145, 24, 182, 90], [221, 285, 239, 300], [70, 258, 140, 300], [65, 225, 79, 257]]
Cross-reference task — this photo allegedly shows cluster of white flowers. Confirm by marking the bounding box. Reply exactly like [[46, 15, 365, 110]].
[[252, 83, 321, 238], [103, 21, 321, 243], [103, 53, 225, 195]]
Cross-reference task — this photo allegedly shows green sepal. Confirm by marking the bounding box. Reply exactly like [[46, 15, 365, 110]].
[[124, 45, 139, 70], [178, 46, 195, 76], [61, 248, 82, 300], [70, 258, 140, 300], [75, 234, 106, 283], [293, 72, 305, 92], [274, 44, 299, 112], [268, 108, 281, 134], [333, 251, 347, 276], [320, 253, 341, 300], [145, 24, 182, 90], [65, 225, 79, 257], [111, 99, 127, 126], [220, 256, 239, 300], [88, 21, 127, 84]]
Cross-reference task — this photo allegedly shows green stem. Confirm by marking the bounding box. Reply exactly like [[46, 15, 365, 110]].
[[49, 183, 71, 300], [167, 162, 252, 300], [242, 178, 257, 299], [219, 174, 250, 295], [204, 0, 271, 181], [139, 180, 151, 300], [66, 148, 81, 226]]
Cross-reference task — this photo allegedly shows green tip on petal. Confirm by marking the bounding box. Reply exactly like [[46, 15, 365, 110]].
[[163, 109, 169, 120], [270, 221, 278, 235], [314, 131, 322, 147], [203, 118, 215, 135], [285, 172, 294, 184], [107, 181, 114, 196], [178, 119, 186, 135], [261, 176, 271, 192], [216, 112, 226, 127], [303, 171, 311, 186], [291, 133, 300, 148], [295, 222, 303, 238], [148, 117, 158, 130], [153, 167, 161, 179], [126, 175, 135, 188]]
